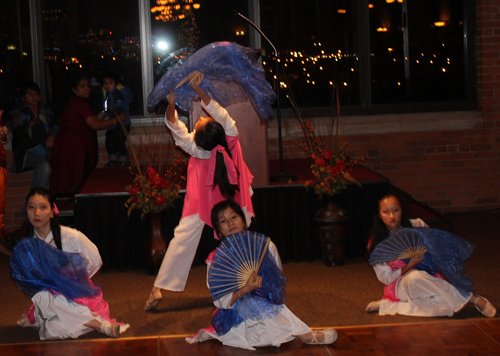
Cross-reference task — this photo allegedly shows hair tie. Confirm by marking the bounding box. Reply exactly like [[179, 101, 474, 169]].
[[206, 145, 238, 187]]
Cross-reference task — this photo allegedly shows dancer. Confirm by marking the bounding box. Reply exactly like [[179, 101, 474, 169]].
[[145, 72, 254, 310], [10, 187, 129, 340], [186, 200, 337, 350], [365, 191, 496, 318]]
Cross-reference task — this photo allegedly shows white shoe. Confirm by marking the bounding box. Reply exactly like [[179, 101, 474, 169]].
[[306, 329, 338, 344], [475, 296, 497, 318], [366, 300, 381, 313], [101, 321, 121, 338]]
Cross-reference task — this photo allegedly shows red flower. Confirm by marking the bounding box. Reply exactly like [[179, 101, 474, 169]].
[[315, 158, 326, 167], [154, 196, 166, 206], [323, 149, 332, 160]]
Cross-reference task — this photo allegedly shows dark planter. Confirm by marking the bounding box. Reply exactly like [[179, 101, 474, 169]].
[[315, 195, 349, 266], [144, 211, 167, 275]]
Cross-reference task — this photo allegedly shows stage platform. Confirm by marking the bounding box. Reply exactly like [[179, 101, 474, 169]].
[[2, 319, 500, 355], [73, 161, 389, 270], [72, 159, 448, 270]]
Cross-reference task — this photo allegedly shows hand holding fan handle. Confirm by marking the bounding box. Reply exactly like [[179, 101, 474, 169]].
[[175, 72, 201, 89]]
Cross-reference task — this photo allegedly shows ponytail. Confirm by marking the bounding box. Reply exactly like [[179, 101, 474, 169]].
[[214, 149, 239, 200], [195, 119, 240, 200]]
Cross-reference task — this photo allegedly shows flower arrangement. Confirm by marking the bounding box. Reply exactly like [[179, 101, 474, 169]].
[[124, 122, 186, 218], [298, 119, 361, 199], [125, 159, 185, 218]]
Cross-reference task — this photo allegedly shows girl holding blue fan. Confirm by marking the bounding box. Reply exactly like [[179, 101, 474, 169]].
[[185, 200, 338, 350], [365, 191, 496, 318], [10, 187, 129, 340], [145, 72, 254, 311]]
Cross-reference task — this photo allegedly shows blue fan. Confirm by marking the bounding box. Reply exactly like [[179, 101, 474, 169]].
[[369, 229, 427, 265], [208, 231, 271, 301]]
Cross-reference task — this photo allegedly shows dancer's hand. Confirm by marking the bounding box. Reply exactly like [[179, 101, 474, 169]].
[[189, 72, 210, 105], [189, 71, 204, 90], [166, 91, 176, 105], [242, 271, 262, 294], [407, 252, 425, 269]]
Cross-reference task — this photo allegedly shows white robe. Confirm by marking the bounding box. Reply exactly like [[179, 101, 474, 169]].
[[18, 226, 129, 339], [186, 242, 312, 350], [374, 219, 472, 317]]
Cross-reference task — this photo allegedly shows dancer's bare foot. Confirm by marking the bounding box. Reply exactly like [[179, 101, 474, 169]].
[[144, 287, 163, 311]]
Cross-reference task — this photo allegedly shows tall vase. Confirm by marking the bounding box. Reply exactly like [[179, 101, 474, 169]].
[[315, 194, 349, 266], [144, 211, 167, 275]]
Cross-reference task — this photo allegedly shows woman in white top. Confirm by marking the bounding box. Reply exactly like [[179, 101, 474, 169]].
[[11, 187, 129, 340], [186, 200, 337, 350], [365, 191, 496, 318]]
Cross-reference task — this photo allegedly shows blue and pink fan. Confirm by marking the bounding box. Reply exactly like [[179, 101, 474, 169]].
[[208, 231, 271, 301]]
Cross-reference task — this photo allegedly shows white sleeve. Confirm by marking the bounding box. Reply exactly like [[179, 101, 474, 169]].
[[410, 218, 429, 228], [165, 111, 210, 159], [373, 262, 401, 286], [201, 99, 238, 137], [268, 241, 282, 271], [60, 226, 103, 278]]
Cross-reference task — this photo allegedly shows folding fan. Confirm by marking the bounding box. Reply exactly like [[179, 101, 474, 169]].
[[369, 228, 427, 265], [208, 231, 271, 300]]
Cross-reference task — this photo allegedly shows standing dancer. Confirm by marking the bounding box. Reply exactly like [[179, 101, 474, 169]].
[[145, 72, 254, 310]]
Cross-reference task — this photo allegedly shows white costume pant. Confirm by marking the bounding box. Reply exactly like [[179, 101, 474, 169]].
[[379, 270, 472, 317], [154, 214, 206, 291], [154, 205, 252, 292]]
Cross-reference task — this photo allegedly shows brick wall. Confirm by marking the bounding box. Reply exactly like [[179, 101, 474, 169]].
[[4, 0, 500, 231]]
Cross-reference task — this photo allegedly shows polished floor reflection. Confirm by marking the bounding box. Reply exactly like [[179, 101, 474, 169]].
[[2, 319, 499, 356]]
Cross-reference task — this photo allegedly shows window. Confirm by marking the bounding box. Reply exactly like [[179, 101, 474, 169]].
[[259, 0, 475, 113], [0, 0, 475, 122]]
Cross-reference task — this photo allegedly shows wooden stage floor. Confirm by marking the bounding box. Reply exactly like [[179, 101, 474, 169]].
[[2, 319, 499, 355]]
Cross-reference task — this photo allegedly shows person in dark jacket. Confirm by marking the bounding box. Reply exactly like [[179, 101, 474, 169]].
[[11, 82, 59, 189]]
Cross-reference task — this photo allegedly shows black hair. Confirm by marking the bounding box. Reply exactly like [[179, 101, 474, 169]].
[[194, 119, 239, 200], [366, 190, 412, 255], [24, 187, 62, 250], [102, 72, 121, 86], [20, 81, 41, 97], [211, 200, 247, 240], [69, 73, 90, 91]]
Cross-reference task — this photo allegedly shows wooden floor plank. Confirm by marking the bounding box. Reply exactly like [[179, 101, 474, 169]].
[[159, 336, 333, 355], [1, 320, 499, 356], [0, 337, 159, 356], [473, 319, 500, 344]]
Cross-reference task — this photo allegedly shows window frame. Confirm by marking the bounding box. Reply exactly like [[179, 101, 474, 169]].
[[28, 0, 476, 123]]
